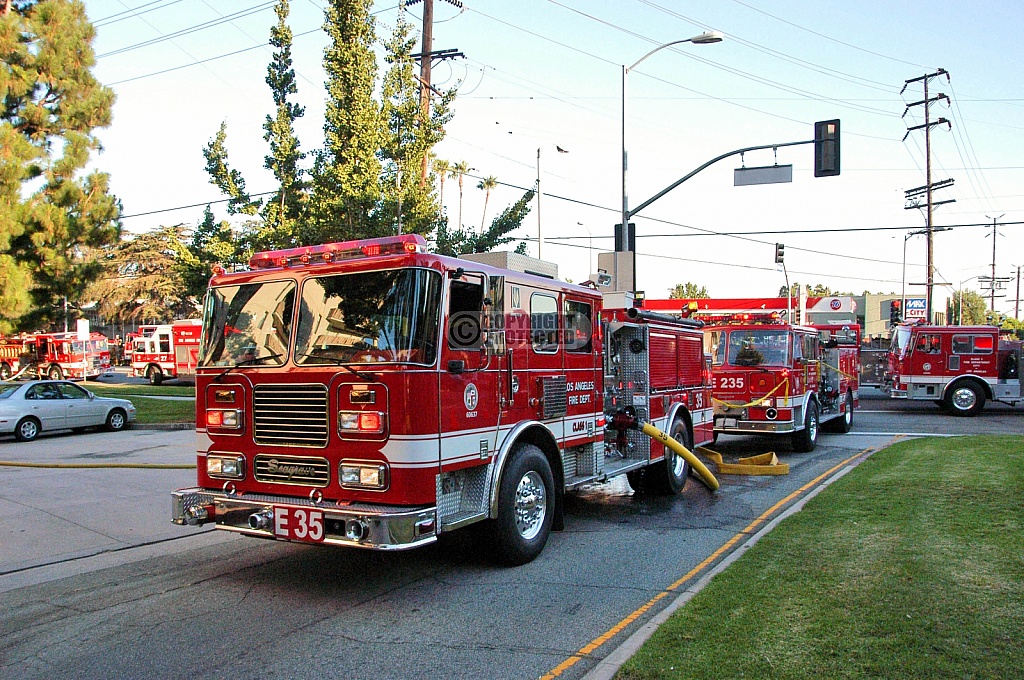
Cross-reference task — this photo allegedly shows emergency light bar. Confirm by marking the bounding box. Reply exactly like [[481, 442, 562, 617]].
[[697, 312, 784, 325], [248, 234, 426, 270]]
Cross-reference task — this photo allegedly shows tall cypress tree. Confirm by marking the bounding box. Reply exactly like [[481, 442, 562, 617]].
[[0, 0, 119, 332], [307, 0, 381, 242]]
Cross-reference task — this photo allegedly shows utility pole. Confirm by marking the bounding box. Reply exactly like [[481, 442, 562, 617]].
[[902, 69, 951, 324], [986, 214, 1004, 313], [407, 0, 464, 185]]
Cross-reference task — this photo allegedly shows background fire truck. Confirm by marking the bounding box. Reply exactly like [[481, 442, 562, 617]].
[[15, 331, 112, 380], [0, 336, 29, 379], [885, 323, 1022, 416], [171, 235, 715, 565], [698, 314, 860, 452], [131, 319, 203, 384]]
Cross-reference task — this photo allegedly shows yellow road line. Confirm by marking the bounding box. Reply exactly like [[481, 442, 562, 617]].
[[0, 461, 196, 469]]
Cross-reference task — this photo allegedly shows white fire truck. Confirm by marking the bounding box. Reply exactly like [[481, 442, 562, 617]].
[[171, 235, 714, 565], [131, 319, 203, 384], [885, 323, 1022, 416], [697, 312, 860, 452], [15, 331, 112, 381]]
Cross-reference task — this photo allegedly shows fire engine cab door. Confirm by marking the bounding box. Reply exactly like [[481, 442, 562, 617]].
[[439, 272, 502, 466]]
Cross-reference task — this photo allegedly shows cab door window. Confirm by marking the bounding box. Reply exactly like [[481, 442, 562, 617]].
[[531, 293, 559, 354], [447, 276, 485, 350]]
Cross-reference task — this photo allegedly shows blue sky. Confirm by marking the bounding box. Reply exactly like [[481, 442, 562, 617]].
[[85, 0, 1024, 313]]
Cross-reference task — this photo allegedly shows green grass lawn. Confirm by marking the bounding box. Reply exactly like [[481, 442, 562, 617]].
[[617, 435, 1024, 679], [86, 382, 195, 424]]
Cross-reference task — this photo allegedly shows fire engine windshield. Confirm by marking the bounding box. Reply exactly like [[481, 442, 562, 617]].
[[726, 329, 790, 367], [200, 280, 295, 367], [294, 268, 442, 366], [891, 326, 912, 358]]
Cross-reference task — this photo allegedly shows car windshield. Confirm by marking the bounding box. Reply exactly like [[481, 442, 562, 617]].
[[294, 268, 442, 366], [200, 280, 296, 367], [726, 329, 790, 366], [891, 326, 911, 358], [0, 383, 19, 399]]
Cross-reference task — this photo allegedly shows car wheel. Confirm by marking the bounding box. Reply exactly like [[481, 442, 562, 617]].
[[48, 365, 63, 380], [485, 444, 554, 566], [147, 365, 163, 386], [791, 401, 819, 453], [106, 408, 128, 432], [15, 417, 40, 442], [945, 380, 985, 417]]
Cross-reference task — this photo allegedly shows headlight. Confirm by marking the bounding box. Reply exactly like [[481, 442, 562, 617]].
[[207, 454, 245, 479], [340, 462, 388, 490], [338, 410, 384, 434], [207, 409, 241, 429]]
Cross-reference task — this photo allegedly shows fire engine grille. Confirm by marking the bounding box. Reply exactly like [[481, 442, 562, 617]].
[[253, 384, 329, 447], [253, 455, 330, 487]]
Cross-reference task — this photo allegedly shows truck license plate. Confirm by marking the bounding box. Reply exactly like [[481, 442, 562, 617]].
[[273, 506, 325, 543]]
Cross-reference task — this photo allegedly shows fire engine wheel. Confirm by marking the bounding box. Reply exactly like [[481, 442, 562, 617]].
[[105, 408, 128, 432], [15, 417, 40, 442], [945, 380, 985, 417], [824, 391, 854, 434], [488, 444, 554, 566], [48, 365, 63, 380], [791, 401, 819, 453], [630, 418, 692, 495], [147, 365, 163, 385], [0, 362, 10, 380]]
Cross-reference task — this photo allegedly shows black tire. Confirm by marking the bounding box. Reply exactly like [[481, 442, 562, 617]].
[[0, 362, 11, 380], [106, 408, 129, 432], [48, 365, 63, 380], [15, 417, 40, 442], [944, 380, 985, 417], [486, 444, 555, 566], [646, 418, 693, 495], [824, 391, 854, 434], [147, 365, 163, 386], [791, 400, 819, 453]]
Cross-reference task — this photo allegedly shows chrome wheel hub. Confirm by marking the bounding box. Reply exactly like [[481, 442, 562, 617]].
[[514, 470, 547, 540]]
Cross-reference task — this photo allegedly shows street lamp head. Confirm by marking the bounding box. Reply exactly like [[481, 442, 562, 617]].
[[689, 30, 724, 44]]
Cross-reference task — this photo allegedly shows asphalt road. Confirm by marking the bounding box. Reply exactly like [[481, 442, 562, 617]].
[[0, 391, 1020, 680]]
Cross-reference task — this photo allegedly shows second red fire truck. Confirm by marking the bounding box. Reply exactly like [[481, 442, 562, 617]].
[[171, 235, 716, 565], [131, 319, 203, 384], [885, 322, 1022, 416], [670, 307, 859, 452], [5, 331, 112, 381]]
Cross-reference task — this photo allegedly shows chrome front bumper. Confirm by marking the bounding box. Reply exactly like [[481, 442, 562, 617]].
[[714, 416, 796, 435], [171, 488, 438, 551]]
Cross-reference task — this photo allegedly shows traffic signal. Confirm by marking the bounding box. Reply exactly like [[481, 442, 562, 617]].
[[814, 119, 840, 177], [774, 243, 785, 264], [890, 300, 902, 325]]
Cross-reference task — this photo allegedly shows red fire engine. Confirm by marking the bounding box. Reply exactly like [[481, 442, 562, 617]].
[[171, 235, 715, 565], [0, 335, 29, 380], [15, 331, 112, 381], [702, 315, 859, 451], [885, 323, 1022, 416], [131, 319, 203, 384]]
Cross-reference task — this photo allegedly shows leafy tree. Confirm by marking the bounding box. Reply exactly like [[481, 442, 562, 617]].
[[179, 206, 242, 303], [477, 176, 498, 232], [203, 0, 306, 252], [1, 0, 120, 332], [669, 282, 709, 299], [433, 190, 533, 257], [85, 225, 197, 324], [376, 13, 453, 238], [307, 0, 382, 241], [947, 289, 988, 325]]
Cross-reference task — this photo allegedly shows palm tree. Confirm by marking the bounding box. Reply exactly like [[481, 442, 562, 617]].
[[449, 161, 471, 229], [432, 158, 451, 214], [477, 176, 498, 233]]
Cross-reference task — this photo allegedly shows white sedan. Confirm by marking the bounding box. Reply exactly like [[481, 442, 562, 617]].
[[0, 380, 136, 442]]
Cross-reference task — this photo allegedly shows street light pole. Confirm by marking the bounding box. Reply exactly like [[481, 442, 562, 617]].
[[620, 31, 723, 290]]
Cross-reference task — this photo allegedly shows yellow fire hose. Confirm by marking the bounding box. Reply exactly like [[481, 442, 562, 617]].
[[0, 461, 195, 469], [695, 447, 789, 476], [639, 422, 719, 491]]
